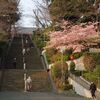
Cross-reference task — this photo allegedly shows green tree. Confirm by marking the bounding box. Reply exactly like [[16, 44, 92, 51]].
[[49, 0, 100, 22], [70, 61, 75, 72]]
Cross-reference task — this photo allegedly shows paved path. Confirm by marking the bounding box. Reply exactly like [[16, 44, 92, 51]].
[[0, 92, 88, 100], [70, 74, 100, 100]]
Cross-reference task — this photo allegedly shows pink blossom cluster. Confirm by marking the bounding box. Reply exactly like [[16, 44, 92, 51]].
[[47, 22, 100, 52]]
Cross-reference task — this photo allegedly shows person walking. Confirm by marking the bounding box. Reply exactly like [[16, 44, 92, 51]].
[[26, 76, 32, 91], [90, 82, 97, 100], [22, 48, 25, 55]]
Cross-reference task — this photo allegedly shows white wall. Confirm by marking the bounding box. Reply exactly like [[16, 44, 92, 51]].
[[66, 56, 86, 71], [68, 77, 92, 98]]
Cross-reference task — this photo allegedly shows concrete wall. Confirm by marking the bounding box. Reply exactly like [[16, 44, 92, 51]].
[[68, 77, 92, 98]]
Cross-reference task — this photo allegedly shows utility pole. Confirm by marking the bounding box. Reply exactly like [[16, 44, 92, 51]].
[[60, 46, 66, 85]]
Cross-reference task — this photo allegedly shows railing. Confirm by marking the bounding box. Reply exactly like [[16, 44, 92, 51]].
[[69, 73, 90, 89], [41, 50, 57, 92]]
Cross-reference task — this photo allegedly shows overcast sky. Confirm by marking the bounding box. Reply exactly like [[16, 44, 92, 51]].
[[18, 0, 43, 27]]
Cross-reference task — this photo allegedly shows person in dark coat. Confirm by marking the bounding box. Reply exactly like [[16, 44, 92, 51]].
[[89, 82, 97, 100]]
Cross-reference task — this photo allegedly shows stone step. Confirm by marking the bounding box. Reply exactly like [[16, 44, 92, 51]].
[[1, 70, 24, 91], [26, 70, 52, 92], [1, 70, 52, 92]]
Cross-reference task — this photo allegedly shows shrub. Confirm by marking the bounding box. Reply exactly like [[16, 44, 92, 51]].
[[83, 54, 96, 71], [70, 52, 82, 59], [73, 70, 82, 76], [51, 61, 68, 79], [51, 53, 61, 63], [63, 84, 73, 90], [94, 65, 100, 77], [51, 62, 62, 78], [63, 54, 70, 61], [83, 72, 98, 84], [46, 48, 57, 63], [90, 53, 100, 65], [50, 51, 71, 63], [83, 65, 100, 88], [55, 78, 73, 90], [70, 61, 75, 72]]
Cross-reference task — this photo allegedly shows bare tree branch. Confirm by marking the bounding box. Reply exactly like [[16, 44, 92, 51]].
[[32, 0, 51, 28], [33, 9, 45, 28]]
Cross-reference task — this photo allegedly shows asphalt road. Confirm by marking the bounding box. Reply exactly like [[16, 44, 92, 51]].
[[0, 92, 88, 100]]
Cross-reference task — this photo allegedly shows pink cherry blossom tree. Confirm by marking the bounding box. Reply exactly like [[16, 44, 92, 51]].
[[46, 21, 100, 52]]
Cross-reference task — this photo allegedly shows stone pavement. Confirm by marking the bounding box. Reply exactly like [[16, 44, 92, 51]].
[[0, 91, 89, 100]]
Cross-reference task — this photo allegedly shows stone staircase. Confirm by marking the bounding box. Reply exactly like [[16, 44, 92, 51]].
[[27, 70, 52, 92], [0, 70, 52, 92], [25, 46, 44, 69], [5, 37, 23, 69], [0, 35, 52, 92], [23, 35, 44, 70], [1, 69, 24, 91]]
